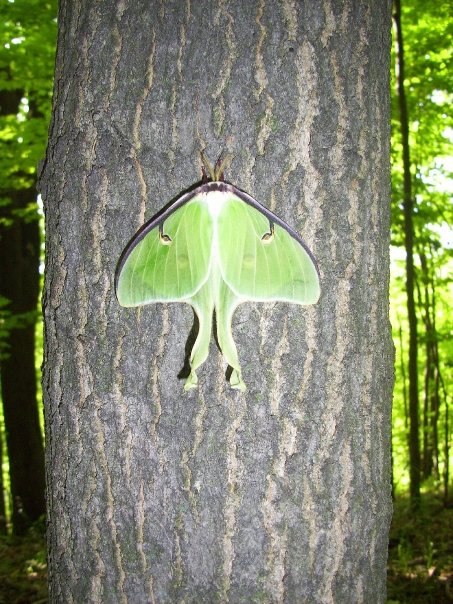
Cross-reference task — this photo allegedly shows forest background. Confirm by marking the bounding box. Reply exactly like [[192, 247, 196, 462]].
[[0, 0, 451, 602]]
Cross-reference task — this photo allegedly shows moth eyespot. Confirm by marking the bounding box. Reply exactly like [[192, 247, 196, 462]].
[[261, 222, 275, 244], [261, 232, 274, 244], [159, 233, 173, 245]]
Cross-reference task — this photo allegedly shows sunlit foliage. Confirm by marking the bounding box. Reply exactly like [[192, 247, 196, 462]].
[[391, 0, 452, 495]]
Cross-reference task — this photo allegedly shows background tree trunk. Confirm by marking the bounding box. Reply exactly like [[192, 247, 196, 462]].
[[41, 1, 393, 602], [0, 88, 46, 534], [0, 186, 45, 534], [393, 0, 420, 506]]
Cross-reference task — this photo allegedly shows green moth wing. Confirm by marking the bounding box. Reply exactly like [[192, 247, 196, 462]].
[[115, 177, 320, 392], [216, 194, 320, 304], [116, 193, 213, 306]]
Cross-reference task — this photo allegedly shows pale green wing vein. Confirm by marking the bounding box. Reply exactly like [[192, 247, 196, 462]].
[[249, 205, 268, 296], [277, 226, 298, 299]]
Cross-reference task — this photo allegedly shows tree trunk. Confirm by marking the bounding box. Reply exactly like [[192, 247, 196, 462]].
[[444, 386, 450, 503], [393, 0, 420, 506], [0, 427, 6, 534], [418, 250, 440, 480], [0, 87, 46, 534], [0, 186, 45, 534], [41, 1, 393, 602]]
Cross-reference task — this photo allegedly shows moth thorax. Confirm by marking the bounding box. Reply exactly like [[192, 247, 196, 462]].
[[204, 190, 229, 219]]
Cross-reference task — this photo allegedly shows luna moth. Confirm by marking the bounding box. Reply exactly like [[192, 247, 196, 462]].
[[115, 155, 320, 391]]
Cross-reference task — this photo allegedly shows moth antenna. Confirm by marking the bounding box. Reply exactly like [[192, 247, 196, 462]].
[[214, 156, 223, 179], [200, 151, 216, 181], [214, 154, 232, 181]]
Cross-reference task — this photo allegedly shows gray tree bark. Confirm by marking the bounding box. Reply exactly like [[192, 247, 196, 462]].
[[41, 1, 394, 602]]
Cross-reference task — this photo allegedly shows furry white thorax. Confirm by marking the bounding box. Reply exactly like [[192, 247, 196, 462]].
[[202, 189, 230, 219]]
